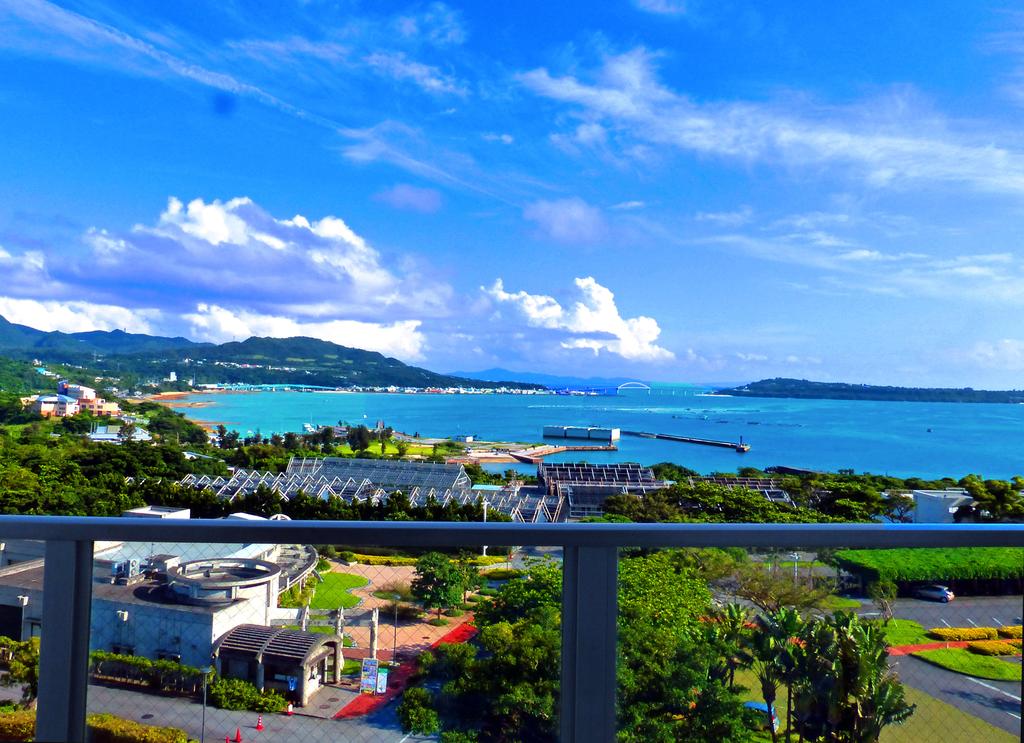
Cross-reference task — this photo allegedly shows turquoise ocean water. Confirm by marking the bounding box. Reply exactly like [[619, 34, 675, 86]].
[[169, 385, 1024, 480]]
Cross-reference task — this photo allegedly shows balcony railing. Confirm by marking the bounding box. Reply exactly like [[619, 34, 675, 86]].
[[0, 516, 1021, 742]]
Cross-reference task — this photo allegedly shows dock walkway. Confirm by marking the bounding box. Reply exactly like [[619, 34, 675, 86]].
[[621, 430, 750, 452]]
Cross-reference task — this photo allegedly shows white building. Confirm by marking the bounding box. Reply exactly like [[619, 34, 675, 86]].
[[903, 488, 973, 523]]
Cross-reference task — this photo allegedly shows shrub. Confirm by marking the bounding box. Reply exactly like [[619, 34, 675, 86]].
[[998, 625, 1023, 639], [928, 626, 998, 641], [481, 568, 524, 581], [967, 640, 1021, 656], [208, 677, 287, 712], [87, 713, 189, 743], [351, 553, 418, 566], [428, 617, 450, 627], [0, 711, 191, 743], [0, 709, 34, 741], [338, 550, 356, 563], [444, 608, 464, 618], [316, 557, 331, 571]]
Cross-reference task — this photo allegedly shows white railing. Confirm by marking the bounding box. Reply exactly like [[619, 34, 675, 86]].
[[0, 516, 1020, 742]]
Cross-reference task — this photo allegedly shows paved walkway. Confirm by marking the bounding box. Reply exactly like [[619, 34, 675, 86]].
[[888, 641, 970, 656], [336, 621, 478, 719]]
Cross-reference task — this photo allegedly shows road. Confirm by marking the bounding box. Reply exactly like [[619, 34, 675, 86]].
[[890, 654, 1022, 735], [885, 596, 1024, 630], [87, 683, 434, 743]]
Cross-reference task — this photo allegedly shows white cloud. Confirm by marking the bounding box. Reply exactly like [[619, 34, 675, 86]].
[[373, 184, 443, 213], [695, 206, 753, 225], [364, 51, 465, 96], [482, 132, 514, 144], [523, 197, 607, 243], [0, 296, 159, 334], [734, 352, 769, 362], [612, 200, 646, 210], [966, 339, 1024, 371], [633, 0, 688, 15], [123, 195, 448, 316], [519, 48, 1024, 195], [395, 3, 466, 46], [484, 277, 674, 362], [183, 304, 426, 359]]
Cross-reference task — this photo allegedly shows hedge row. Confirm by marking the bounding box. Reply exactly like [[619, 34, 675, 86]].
[[999, 625, 1023, 639], [89, 651, 207, 693], [0, 711, 188, 742], [928, 627, 998, 641], [834, 547, 1024, 582], [967, 640, 1023, 656]]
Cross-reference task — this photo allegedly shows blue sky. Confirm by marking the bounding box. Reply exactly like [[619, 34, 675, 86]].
[[1, 1, 1024, 386]]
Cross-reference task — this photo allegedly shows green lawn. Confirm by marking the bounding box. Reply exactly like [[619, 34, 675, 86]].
[[821, 595, 862, 611], [309, 572, 369, 610], [912, 648, 1022, 681], [737, 667, 1017, 743], [880, 619, 931, 647]]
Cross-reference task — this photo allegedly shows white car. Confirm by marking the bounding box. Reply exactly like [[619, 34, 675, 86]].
[[914, 584, 955, 603]]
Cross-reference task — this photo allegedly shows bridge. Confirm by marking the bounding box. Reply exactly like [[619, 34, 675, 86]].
[[616, 381, 651, 394]]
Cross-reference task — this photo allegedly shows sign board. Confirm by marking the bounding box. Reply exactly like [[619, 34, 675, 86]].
[[359, 658, 379, 695], [374, 667, 389, 695], [287, 676, 297, 692]]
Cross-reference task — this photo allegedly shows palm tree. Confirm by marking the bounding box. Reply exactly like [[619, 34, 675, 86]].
[[711, 603, 750, 690], [792, 612, 914, 742], [741, 616, 785, 743], [769, 607, 805, 742]]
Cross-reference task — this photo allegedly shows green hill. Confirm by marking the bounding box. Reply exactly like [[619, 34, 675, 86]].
[[0, 315, 540, 391]]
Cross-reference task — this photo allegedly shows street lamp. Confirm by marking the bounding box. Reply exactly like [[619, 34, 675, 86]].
[[789, 552, 800, 583], [482, 498, 489, 557], [199, 665, 213, 743], [16, 596, 28, 641], [391, 592, 400, 666]]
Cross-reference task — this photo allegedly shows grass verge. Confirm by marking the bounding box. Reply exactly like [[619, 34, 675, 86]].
[[310, 572, 370, 610], [880, 619, 931, 647], [911, 648, 1022, 681]]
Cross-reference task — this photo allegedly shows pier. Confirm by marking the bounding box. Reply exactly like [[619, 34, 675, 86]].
[[621, 430, 750, 452]]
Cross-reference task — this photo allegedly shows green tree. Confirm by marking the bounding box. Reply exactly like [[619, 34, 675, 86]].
[[793, 612, 914, 742], [412, 552, 465, 619], [397, 687, 440, 735], [346, 425, 372, 452], [867, 580, 897, 624], [0, 636, 40, 706]]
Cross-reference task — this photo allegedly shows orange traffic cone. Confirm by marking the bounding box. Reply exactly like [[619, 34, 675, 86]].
[[234, 728, 242, 742], [225, 737, 230, 743], [286, 702, 294, 716], [255, 715, 264, 731]]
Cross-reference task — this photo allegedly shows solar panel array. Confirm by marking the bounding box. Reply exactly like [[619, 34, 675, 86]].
[[287, 457, 473, 492], [176, 472, 566, 522]]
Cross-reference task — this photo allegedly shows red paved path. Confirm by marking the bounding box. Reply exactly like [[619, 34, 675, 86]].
[[335, 621, 478, 718], [887, 641, 970, 656]]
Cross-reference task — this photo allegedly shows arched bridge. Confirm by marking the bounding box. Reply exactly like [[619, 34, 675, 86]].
[[617, 381, 651, 393]]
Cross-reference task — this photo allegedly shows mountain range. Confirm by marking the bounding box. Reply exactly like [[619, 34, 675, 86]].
[[0, 315, 540, 390]]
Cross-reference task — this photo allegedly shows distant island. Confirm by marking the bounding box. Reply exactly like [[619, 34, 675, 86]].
[[715, 378, 1024, 404]]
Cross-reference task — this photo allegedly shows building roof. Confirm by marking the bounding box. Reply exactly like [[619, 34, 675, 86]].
[[213, 624, 342, 665], [287, 456, 472, 492], [539, 462, 656, 485]]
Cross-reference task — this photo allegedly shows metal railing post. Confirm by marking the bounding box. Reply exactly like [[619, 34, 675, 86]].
[[561, 545, 618, 742], [37, 539, 94, 742]]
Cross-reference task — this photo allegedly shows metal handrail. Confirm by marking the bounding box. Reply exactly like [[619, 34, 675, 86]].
[[0, 515, 1022, 547]]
